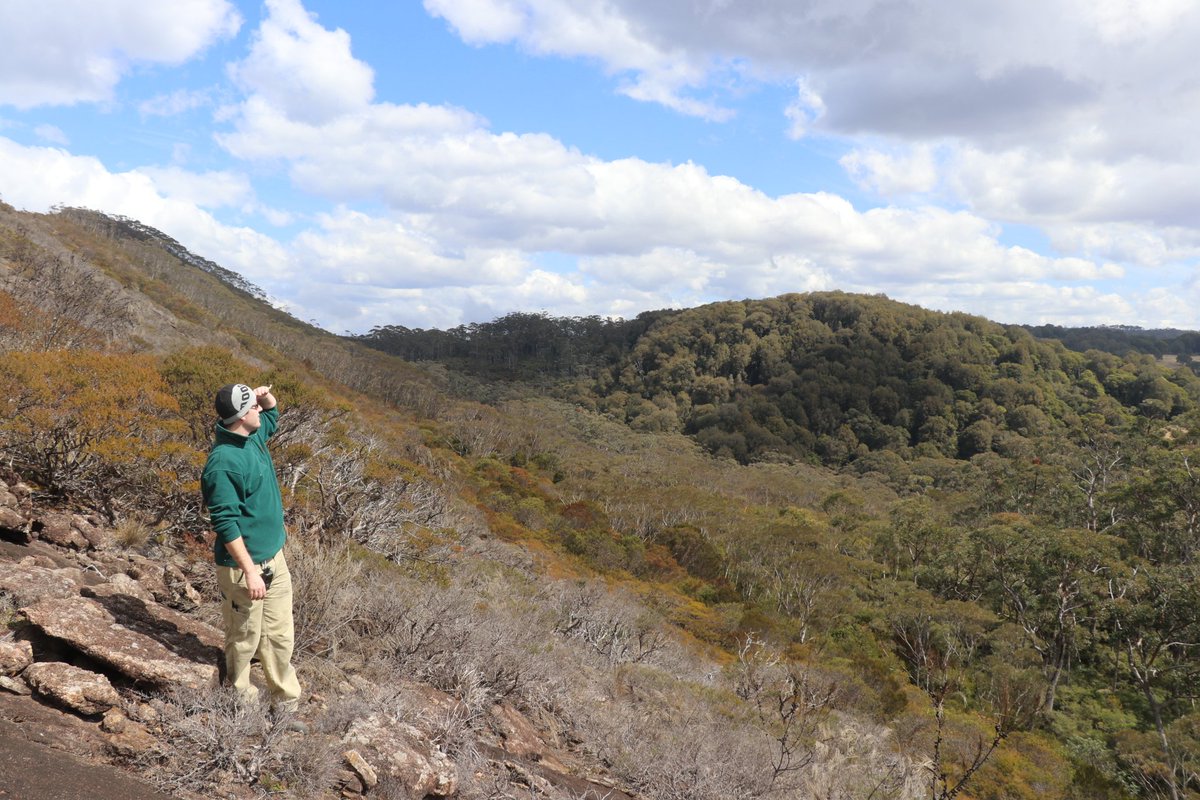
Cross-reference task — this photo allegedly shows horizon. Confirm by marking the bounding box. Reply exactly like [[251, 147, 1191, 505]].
[[2, 0, 1198, 334]]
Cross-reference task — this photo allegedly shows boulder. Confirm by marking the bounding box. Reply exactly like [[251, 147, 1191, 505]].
[[0, 560, 78, 606], [82, 574, 156, 604], [104, 717, 161, 758], [126, 557, 170, 603], [342, 714, 458, 797], [163, 563, 203, 609], [0, 488, 19, 508], [0, 505, 29, 541], [35, 512, 89, 550], [73, 514, 113, 551], [20, 595, 220, 689], [24, 661, 121, 715], [0, 639, 33, 675]]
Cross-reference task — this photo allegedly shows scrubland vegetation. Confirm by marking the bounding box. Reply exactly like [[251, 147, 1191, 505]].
[[2, 201, 1200, 798]]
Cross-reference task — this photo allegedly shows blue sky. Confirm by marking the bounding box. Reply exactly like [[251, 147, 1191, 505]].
[[2, 0, 1199, 333]]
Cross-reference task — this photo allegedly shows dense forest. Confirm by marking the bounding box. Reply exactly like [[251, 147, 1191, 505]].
[[359, 294, 1200, 465], [3, 203, 1200, 799]]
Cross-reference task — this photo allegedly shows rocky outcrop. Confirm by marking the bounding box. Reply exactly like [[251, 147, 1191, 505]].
[[342, 714, 459, 797], [25, 662, 121, 715], [20, 595, 220, 689], [0, 475, 641, 800]]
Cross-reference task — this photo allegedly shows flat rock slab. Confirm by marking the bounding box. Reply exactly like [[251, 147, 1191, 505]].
[[20, 596, 220, 689], [0, 561, 78, 607]]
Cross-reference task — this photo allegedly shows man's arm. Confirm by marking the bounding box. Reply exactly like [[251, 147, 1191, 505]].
[[254, 385, 276, 411], [253, 385, 279, 440], [226, 536, 267, 600]]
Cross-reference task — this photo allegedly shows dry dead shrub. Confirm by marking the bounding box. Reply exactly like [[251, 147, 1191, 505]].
[[137, 685, 337, 798], [576, 676, 777, 800], [551, 582, 673, 667], [800, 718, 922, 800], [286, 535, 369, 669]]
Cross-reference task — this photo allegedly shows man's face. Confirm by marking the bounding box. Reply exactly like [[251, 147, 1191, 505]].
[[240, 401, 262, 432]]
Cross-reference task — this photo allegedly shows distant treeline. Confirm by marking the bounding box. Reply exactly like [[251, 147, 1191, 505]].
[[355, 310, 675, 379], [1024, 323, 1200, 357], [357, 293, 1200, 466]]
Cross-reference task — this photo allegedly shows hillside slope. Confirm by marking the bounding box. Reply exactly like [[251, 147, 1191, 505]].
[[2, 204, 1200, 799]]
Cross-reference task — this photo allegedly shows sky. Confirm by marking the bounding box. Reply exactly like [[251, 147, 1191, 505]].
[[1, 0, 1199, 334]]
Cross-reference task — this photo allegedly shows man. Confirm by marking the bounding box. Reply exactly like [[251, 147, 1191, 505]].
[[201, 382, 302, 714]]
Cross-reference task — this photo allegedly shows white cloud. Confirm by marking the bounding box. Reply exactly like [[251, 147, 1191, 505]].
[[291, 209, 529, 288], [424, 0, 740, 120], [0, 0, 241, 108], [228, 0, 375, 124], [201, 0, 1179, 333], [133, 166, 255, 210], [423, 0, 1200, 259], [0, 138, 288, 285], [841, 144, 939, 196], [784, 78, 825, 140]]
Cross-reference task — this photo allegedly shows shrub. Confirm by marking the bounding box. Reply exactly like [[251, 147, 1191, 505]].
[[0, 350, 198, 520]]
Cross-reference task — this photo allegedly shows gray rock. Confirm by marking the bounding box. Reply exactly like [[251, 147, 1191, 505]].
[[20, 595, 221, 689], [490, 703, 547, 760], [73, 514, 113, 550], [0, 639, 33, 676], [343, 715, 458, 797], [25, 661, 121, 715], [0, 561, 79, 606], [0, 675, 31, 695], [82, 574, 156, 604], [126, 557, 170, 603]]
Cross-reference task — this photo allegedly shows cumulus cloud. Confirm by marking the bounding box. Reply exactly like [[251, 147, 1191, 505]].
[[0, 0, 241, 108], [0, 138, 288, 285], [133, 166, 255, 210], [7, 0, 1193, 334], [841, 145, 939, 196], [424, 0, 741, 120], [198, 0, 1179, 332], [229, 0, 375, 124], [421, 0, 1200, 256]]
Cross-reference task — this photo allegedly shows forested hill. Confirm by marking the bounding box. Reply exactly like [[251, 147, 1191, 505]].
[[1023, 323, 1200, 358], [358, 292, 1200, 465]]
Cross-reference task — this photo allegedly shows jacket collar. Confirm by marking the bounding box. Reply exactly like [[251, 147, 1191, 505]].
[[213, 422, 250, 447]]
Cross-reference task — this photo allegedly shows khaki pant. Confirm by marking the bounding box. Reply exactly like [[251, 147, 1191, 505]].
[[216, 550, 301, 708]]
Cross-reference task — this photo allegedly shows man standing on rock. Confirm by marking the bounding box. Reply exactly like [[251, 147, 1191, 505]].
[[201, 383, 302, 714]]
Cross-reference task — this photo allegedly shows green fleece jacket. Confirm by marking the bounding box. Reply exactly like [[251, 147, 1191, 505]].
[[201, 406, 285, 567]]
